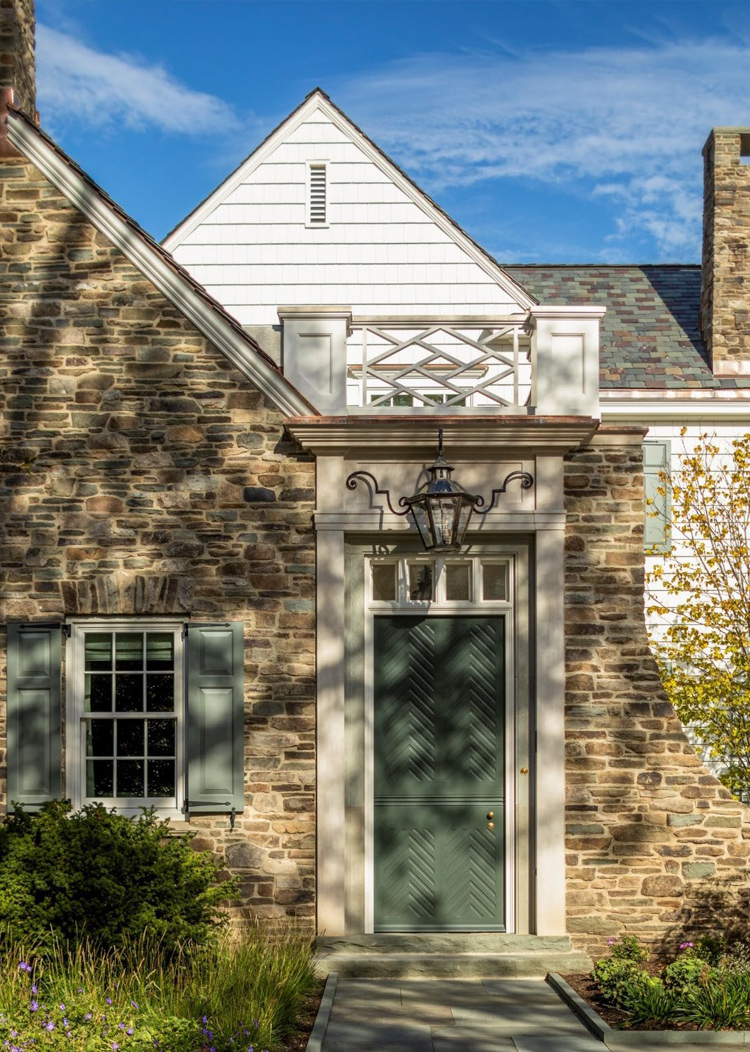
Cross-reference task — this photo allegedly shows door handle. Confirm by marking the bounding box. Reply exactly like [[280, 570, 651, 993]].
[[487, 811, 494, 819]]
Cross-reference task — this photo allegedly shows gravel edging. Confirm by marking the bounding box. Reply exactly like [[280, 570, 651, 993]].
[[304, 972, 337, 1052], [547, 973, 750, 1048]]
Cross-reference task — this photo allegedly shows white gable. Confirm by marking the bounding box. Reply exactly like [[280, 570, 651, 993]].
[[165, 93, 534, 327]]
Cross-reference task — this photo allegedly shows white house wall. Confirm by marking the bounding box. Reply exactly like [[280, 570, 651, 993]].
[[643, 423, 750, 638], [170, 111, 524, 326]]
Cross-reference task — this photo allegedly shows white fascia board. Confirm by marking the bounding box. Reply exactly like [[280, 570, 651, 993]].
[[9, 114, 313, 419], [601, 393, 750, 422], [530, 305, 607, 319], [163, 93, 536, 312]]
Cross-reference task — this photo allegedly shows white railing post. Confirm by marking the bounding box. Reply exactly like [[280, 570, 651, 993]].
[[279, 307, 352, 414], [529, 307, 604, 419]]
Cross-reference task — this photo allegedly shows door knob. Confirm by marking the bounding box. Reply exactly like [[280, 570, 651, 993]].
[[487, 811, 494, 819], [520, 767, 529, 775], [487, 821, 495, 830]]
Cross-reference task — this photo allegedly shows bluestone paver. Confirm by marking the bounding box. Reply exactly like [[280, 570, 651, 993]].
[[319, 977, 606, 1051]]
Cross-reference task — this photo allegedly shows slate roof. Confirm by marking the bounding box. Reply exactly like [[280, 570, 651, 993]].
[[505, 264, 750, 391]]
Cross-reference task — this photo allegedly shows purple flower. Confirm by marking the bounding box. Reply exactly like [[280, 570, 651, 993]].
[[112, 1045, 119, 1051], [31, 985, 37, 995], [44, 1022, 54, 1032], [84, 1014, 92, 1022], [106, 998, 112, 1006], [29, 1002, 38, 1013], [127, 1029, 133, 1036], [131, 1002, 138, 1010], [18, 962, 31, 974], [680, 941, 695, 949]]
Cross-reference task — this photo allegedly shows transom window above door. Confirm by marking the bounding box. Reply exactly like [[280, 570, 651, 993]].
[[369, 556, 510, 606]]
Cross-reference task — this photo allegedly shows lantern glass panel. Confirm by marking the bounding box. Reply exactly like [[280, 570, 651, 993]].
[[408, 562, 434, 601], [408, 501, 435, 550], [433, 495, 459, 550], [455, 500, 474, 548]]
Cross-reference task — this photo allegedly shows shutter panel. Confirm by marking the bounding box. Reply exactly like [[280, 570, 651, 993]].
[[6, 624, 62, 810], [186, 622, 244, 814], [644, 440, 671, 553]]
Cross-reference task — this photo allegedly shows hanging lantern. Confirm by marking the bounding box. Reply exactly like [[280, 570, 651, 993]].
[[345, 429, 534, 553], [401, 433, 480, 552]]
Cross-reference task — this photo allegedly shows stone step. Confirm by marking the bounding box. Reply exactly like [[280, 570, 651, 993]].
[[314, 949, 593, 979], [314, 934, 593, 979], [316, 932, 579, 955]]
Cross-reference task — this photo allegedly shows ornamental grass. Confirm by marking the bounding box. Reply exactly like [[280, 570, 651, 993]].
[[0, 926, 317, 1052]]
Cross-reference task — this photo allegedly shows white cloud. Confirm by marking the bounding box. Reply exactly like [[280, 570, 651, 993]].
[[36, 24, 240, 135], [338, 38, 750, 258]]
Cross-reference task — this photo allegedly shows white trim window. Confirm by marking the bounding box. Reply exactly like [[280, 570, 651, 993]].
[[68, 620, 184, 818], [5, 618, 245, 819]]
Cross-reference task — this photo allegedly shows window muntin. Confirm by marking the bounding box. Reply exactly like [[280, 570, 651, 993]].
[[370, 557, 511, 607], [71, 622, 183, 815]]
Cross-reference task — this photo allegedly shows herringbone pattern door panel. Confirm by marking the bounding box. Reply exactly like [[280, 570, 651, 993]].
[[374, 616, 505, 931]]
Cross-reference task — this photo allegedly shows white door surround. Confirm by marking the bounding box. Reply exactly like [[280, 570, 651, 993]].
[[286, 417, 597, 937]]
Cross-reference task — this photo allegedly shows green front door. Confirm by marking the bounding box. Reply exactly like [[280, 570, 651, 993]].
[[374, 616, 505, 931]]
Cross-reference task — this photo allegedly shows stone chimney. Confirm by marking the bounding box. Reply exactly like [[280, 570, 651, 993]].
[[0, 0, 35, 115], [701, 128, 750, 375]]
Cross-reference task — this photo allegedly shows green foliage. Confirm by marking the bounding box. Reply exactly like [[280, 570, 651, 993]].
[[608, 935, 649, 964], [623, 976, 676, 1026], [647, 431, 750, 799], [0, 802, 237, 952], [676, 973, 750, 1030], [592, 935, 750, 1030], [0, 926, 317, 1052], [663, 946, 711, 993]]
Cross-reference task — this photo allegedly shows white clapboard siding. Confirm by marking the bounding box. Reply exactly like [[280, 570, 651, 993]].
[[169, 97, 527, 326], [644, 424, 750, 643]]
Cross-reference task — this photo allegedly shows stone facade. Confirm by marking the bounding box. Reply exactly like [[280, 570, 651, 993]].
[[0, 151, 317, 924], [564, 428, 750, 954], [701, 127, 750, 372], [0, 0, 34, 116]]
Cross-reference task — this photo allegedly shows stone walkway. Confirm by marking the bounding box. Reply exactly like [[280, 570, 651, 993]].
[[319, 977, 604, 1051]]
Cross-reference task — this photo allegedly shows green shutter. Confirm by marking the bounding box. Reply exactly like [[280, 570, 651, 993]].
[[186, 623, 244, 814], [6, 623, 62, 810], [644, 440, 671, 553]]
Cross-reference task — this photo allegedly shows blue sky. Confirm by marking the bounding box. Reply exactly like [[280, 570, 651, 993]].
[[33, 0, 750, 263]]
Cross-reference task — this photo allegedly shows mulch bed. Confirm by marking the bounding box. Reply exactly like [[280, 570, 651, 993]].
[[278, 981, 325, 1051]]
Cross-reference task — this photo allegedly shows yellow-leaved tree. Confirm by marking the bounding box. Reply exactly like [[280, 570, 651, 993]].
[[648, 430, 750, 799]]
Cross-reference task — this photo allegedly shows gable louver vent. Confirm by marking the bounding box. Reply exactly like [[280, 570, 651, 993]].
[[308, 163, 327, 225]]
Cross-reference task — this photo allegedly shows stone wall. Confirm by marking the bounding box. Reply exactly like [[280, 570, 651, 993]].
[[564, 426, 750, 955], [701, 127, 750, 373], [0, 0, 34, 116], [0, 151, 317, 925]]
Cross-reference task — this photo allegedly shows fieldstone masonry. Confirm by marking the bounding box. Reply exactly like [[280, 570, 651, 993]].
[[701, 127, 750, 372], [0, 0, 34, 118], [564, 428, 750, 955], [0, 152, 317, 925]]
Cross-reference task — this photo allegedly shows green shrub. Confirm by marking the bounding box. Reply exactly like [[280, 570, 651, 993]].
[[623, 975, 677, 1026], [0, 802, 237, 952], [591, 936, 651, 1009], [663, 946, 711, 992], [675, 972, 750, 1030]]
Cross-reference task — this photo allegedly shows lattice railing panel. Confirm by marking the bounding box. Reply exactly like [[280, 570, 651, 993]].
[[346, 322, 532, 410]]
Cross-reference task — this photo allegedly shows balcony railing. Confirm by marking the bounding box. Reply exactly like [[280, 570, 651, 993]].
[[346, 321, 532, 411], [279, 306, 603, 418]]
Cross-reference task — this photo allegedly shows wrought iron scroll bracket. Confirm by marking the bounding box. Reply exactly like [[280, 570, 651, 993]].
[[473, 471, 534, 516], [345, 471, 411, 516]]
